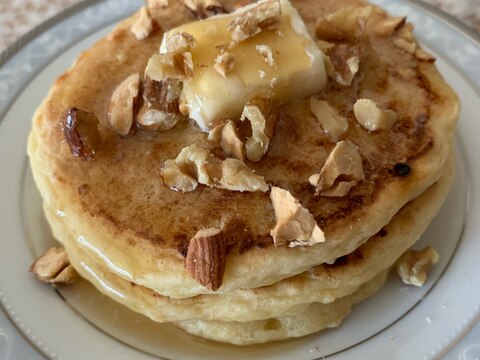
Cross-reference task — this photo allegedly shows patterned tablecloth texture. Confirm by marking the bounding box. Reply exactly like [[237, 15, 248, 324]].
[[0, 0, 479, 51]]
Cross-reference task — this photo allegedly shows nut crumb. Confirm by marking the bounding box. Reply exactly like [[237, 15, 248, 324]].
[[109, 73, 141, 136], [240, 98, 277, 162], [131, 6, 155, 40], [62, 108, 99, 161], [166, 32, 196, 54], [181, 0, 227, 19], [185, 227, 226, 290], [256, 44, 276, 67], [353, 98, 397, 131], [30, 247, 77, 286], [220, 120, 245, 160], [310, 98, 348, 141], [315, 140, 364, 197], [373, 15, 405, 36], [396, 246, 439, 287], [270, 187, 325, 247], [214, 51, 235, 78]]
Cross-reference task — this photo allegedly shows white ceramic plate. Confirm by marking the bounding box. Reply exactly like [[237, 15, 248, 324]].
[[0, 0, 479, 359]]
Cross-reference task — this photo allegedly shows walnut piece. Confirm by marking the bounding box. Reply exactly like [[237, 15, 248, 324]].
[[214, 51, 235, 78], [108, 73, 141, 136], [181, 0, 227, 19], [256, 44, 276, 67], [131, 6, 155, 40], [161, 159, 198, 192], [270, 187, 325, 247], [325, 44, 361, 87], [240, 98, 277, 162], [166, 32, 196, 54], [310, 98, 348, 141], [396, 246, 439, 287], [62, 108, 99, 161], [30, 247, 77, 286], [373, 16, 405, 36], [185, 227, 226, 291], [161, 144, 268, 192], [137, 77, 182, 132], [220, 120, 245, 160], [392, 23, 417, 54], [227, 0, 281, 43], [313, 140, 365, 197], [315, 6, 372, 41], [415, 48, 435, 62], [353, 98, 397, 131]]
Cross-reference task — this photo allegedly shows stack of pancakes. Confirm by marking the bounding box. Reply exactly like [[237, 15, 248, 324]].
[[28, 0, 458, 345]]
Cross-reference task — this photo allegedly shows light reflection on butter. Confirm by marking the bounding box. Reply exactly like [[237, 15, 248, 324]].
[[77, 236, 133, 280], [80, 261, 126, 300], [155, 0, 326, 130]]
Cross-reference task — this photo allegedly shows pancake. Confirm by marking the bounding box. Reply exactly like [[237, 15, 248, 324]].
[[42, 155, 452, 324], [28, 0, 459, 300], [173, 270, 389, 345]]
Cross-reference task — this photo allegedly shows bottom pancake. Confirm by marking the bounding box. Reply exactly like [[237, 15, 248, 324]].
[[174, 270, 389, 345], [40, 153, 453, 325]]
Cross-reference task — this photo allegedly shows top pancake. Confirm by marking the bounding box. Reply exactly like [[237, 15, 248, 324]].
[[28, 0, 459, 298]]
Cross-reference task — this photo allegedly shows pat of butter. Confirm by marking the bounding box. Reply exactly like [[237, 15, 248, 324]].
[[156, 0, 326, 130]]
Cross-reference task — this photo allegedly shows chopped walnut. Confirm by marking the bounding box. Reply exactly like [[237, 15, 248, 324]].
[[185, 227, 226, 290], [392, 23, 417, 54], [161, 144, 268, 192], [131, 6, 155, 40], [314, 140, 365, 197], [214, 51, 235, 78], [220, 120, 245, 160], [161, 159, 198, 192], [256, 44, 276, 67], [353, 98, 397, 131], [108, 73, 141, 136], [396, 246, 439, 287], [308, 173, 320, 187], [181, 0, 227, 19], [30, 247, 77, 286], [270, 187, 325, 247], [315, 6, 372, 41], [325, 44, 361, 87], [310, 98, 348, 141], [207, 119, 228, 142], [62, 108, 100, 161], [227, 0, 281, 43], [240, 98, 277, 162], [166, 32, 196, 54], [373, 16, 405, 37], [137, 77, 182, 132]]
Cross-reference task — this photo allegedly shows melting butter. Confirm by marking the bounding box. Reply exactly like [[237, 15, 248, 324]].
[[157, 0, 326, 130]]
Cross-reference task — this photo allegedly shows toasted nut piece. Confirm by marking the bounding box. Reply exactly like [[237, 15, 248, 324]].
[[220, 120, 245, 160], [315, 6, 372, 41], [181, 51, 195, 78], [415, 48, 435, 62], [353, 98, 397, 131], [163, 144, 268, 192], [62, 108, 99, 161], [325, 44, 361, 87], [207, 119, 228, 142], [108, 73, 141, 136], [220, 158, 269, 192], [396, 246, 439, 287], [393, 37, 416, 54], [308, 173, 320, 187], [185, 227, 226, 290], [161, 159, 198, 192], [310, 98, 348, 141], [228, 0, 281, 43], [316, 140, 364, 197], [214, 51, 235, 78], [240, 98, 277, 162], [30, 247, 77, 285], [166, 32, 196, 53], [181, 0, 227, 19], [131, 6, 155, 40], [256, 44, 276, 67], [270, 187, 325, 247], [137, 109, 180, 131], [373, 16, 405, 36]]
